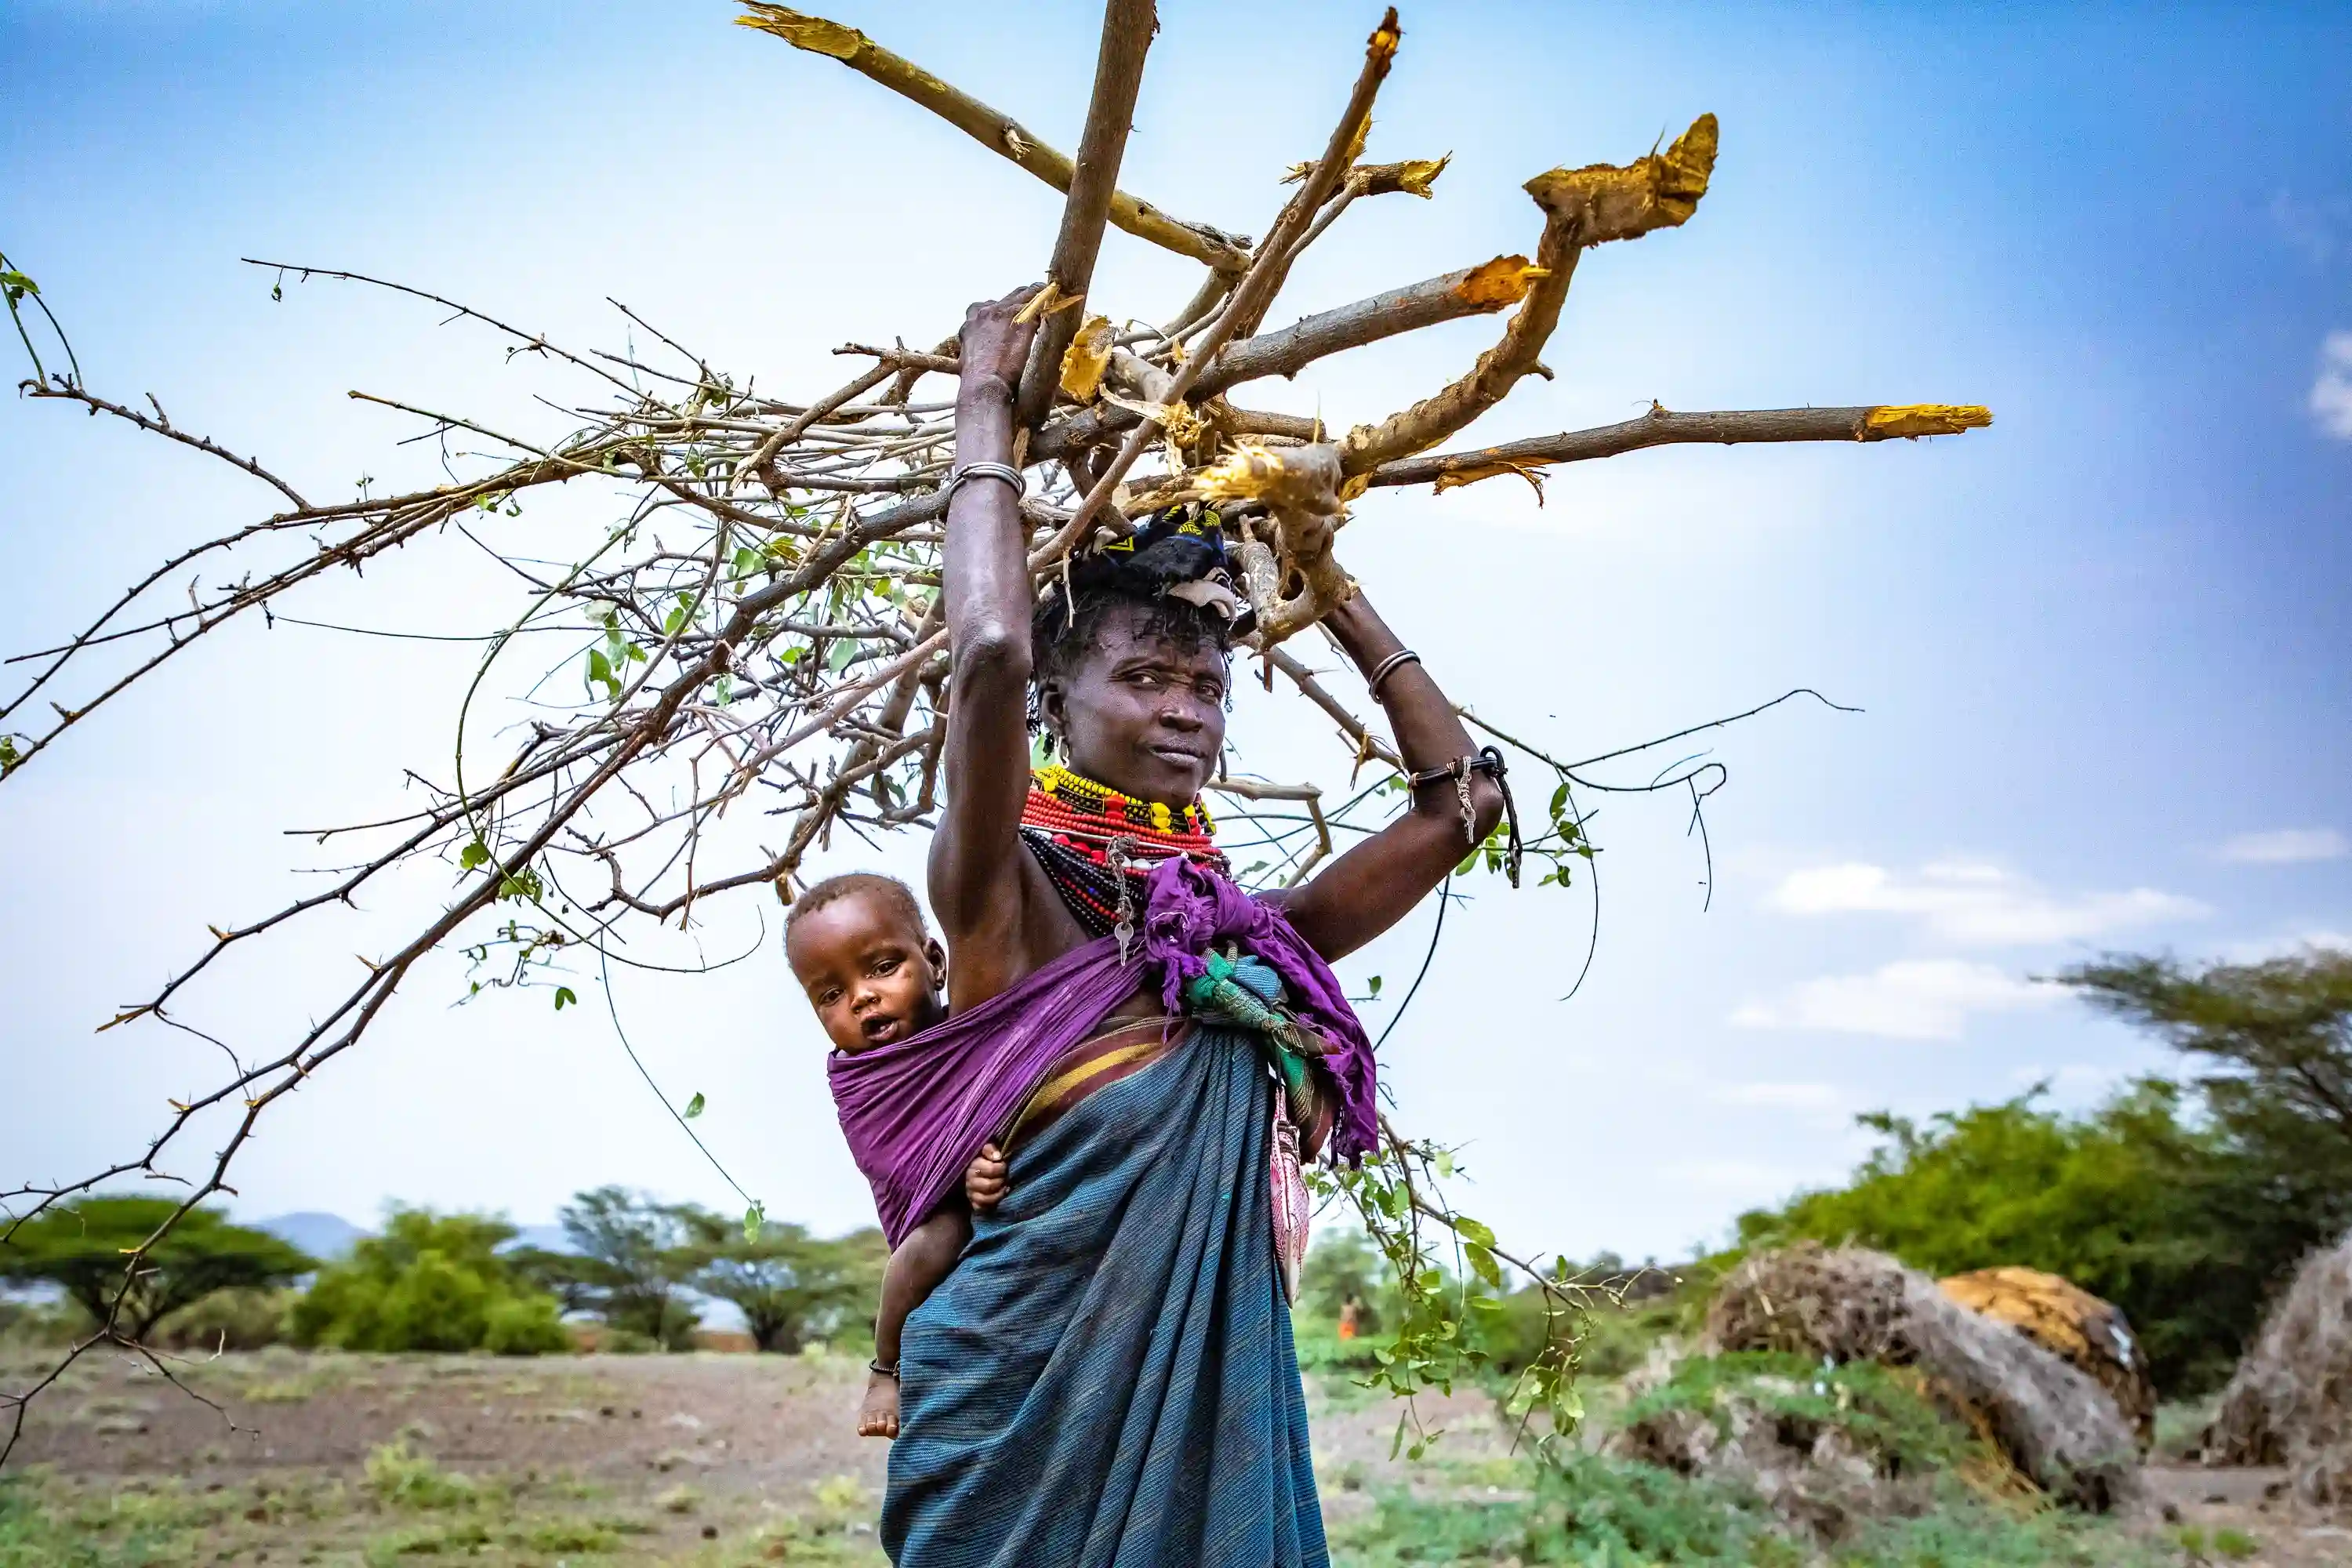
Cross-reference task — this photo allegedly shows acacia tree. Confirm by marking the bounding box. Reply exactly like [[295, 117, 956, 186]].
[[555, 1187, 705, 1350], [0, 1198, 310, 1344], [0, 4, 1987, 1459], [683, 1210, 885, 1354]]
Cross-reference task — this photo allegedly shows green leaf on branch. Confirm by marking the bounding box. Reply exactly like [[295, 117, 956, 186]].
[[684, 1091, 706, 1120], [553, 986, 577, 1011], [459, 838, 491, 871]]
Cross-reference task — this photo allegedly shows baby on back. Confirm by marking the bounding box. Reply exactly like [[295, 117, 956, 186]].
[[784, 873, 1005, 1437]]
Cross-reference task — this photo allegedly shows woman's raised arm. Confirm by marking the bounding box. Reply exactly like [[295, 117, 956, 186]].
[[926, 290, 1042, 992], [1270, 593, 1503, 962]]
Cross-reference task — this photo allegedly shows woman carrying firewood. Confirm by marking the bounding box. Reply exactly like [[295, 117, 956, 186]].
[[824, 288, 1505, 1566]]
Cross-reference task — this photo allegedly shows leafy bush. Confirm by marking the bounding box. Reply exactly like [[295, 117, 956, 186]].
[[1619, 1352, 1975, 1476], [288, 1208, 568, 1355], [480, 1293, 569, 1356], [150, 1286, 297, 1351], [0, 1198, 311, 1341]]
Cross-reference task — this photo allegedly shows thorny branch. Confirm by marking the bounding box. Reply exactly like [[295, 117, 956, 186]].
[[1, 3, 1988, 1466]]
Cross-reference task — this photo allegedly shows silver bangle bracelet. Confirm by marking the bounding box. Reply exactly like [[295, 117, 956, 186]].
[[1365, 648, 1421, 699], [943, 462, 1025, 509]]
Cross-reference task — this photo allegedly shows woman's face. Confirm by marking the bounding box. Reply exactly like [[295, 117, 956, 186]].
[[1045, 601, 1229, 805]]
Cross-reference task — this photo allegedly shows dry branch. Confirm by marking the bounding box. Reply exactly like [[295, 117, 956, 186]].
[[1371, 402, 1996, 493], [1015, 0, 1156, 429], [735, 5, 1249, 271]]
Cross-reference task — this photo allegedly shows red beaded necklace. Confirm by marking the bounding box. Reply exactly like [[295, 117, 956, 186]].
[[1019, 764, 1225, 943]]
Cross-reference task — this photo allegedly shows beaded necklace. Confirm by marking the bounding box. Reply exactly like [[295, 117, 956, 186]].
[[1020, 764, 1227, 952]]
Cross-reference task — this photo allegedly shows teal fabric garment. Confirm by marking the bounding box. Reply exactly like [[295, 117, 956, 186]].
[[882, 1021, 1326, 1568]]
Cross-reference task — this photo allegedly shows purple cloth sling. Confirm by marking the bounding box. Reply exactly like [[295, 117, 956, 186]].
[[828, 855, 1377, 1247]]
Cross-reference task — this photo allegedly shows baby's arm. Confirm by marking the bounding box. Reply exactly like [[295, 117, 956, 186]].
[[861, 1205, 972, 1438]]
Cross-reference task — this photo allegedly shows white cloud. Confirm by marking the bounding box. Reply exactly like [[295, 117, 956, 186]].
[[1708, 1080, 1845, 1112], [1766, 859, 2205, 946], [2216, 827, 2347, 865], [2314, 331, 2352, 441], [1732, 959, 2057, 1040]]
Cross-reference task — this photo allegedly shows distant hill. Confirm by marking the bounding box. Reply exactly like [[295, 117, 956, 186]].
[[253, 1212, 367, 1261]]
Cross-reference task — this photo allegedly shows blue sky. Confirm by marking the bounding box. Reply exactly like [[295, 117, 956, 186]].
[[2, 1, 2347, 1265]]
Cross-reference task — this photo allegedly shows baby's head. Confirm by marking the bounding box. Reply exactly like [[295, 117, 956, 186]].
[[785, 873, 946, 1054]]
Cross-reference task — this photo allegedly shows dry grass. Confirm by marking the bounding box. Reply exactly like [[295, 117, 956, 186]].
[[2207, 1231, 2352, 1503]]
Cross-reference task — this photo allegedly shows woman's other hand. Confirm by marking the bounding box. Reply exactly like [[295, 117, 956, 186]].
[[958, 287, 1044, 405], [964, 1142, 1010, 1211]]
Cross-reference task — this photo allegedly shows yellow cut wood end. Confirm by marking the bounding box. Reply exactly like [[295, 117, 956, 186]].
[[1865, 404, 1993, 439], [1385, 154, 1450, 198], [1453, 255, 1548, 310], [735, 5, 865, 61], [1524, 113, 1720, 243], [1059, 315, 1115, 403]]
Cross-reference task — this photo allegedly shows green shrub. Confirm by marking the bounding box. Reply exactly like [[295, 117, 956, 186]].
[[150, 1287, 296, 1351], [289, 1207, 565, 1356], [1621, 1351, 1976, 1475], [480, 1293, 570, 1356]]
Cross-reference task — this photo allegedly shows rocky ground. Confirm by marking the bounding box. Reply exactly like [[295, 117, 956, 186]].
[[4, 1348, 2347, 1565]]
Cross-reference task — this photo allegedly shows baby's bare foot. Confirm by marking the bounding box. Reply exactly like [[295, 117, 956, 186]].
[[858, 1369, 900, 1439]]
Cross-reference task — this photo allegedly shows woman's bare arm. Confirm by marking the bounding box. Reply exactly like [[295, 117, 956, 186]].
[[927, 290, 1043, 1007], [1272, 593, 1502, 960]]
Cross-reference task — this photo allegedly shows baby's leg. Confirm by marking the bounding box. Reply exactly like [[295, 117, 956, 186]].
[[863, 1205, 975, 1438]]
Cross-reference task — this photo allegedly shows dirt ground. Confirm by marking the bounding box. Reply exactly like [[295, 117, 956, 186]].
[[0, 1348, 1508, 1566], [5, 1348, 2349, 1566]]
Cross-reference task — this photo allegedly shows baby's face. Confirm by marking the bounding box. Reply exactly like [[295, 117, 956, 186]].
[[786, 890, 946, 1054]]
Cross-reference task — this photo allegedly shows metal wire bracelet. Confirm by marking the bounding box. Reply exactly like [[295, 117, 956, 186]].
[[942, 461, 1025, 508]]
